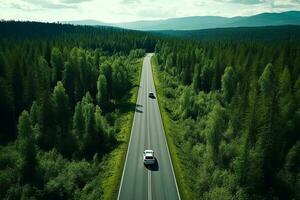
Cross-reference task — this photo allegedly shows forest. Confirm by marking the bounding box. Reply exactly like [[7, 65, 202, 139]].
[[0, 21, 154, 199], [153, 31, 300, 200], [155, 25, 300, 41], [1, 20, 300, 200]]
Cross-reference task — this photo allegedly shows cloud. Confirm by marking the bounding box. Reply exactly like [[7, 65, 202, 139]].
[[266, 0, 300, 8], [215, 0, 265, 4], [9, 3, 27, 10], [216, 0, 300, 6], [7, 0, 78, 10], [121, 0, 141, 4], [135, 7, 176, 19], [60, 0, 94, 4]]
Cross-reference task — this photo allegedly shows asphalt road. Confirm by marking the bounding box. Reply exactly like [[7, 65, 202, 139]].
[[118, 53, 180, 200]]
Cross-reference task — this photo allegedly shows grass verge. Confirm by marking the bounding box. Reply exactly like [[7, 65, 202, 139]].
[[101, 58, 143, 200], [151, 55, 190, 200]]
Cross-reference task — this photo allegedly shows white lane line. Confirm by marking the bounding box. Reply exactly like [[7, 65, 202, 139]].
[[117, 56, 145, 200], [148, 170, 152, 200], [149, 54, 181, 200]]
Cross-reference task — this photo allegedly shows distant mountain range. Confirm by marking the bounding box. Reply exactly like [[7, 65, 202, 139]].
[[63, 11, 300, 31]]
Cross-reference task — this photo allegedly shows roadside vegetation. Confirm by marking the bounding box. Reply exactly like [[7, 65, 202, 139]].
[[0, 21, 154, 199], [101, 58, 143, 200], [1, 21, 300, 200], [153, 35, 300, 200]]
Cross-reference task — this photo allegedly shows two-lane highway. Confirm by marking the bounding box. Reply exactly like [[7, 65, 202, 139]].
[[118, 53, 180, 200]]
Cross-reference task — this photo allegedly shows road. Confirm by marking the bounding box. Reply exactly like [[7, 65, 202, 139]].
[[118, 53, 180, 200]]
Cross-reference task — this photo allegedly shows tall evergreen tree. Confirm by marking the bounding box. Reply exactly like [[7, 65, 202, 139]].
[[52, 81, 75, 157], [73, 101, 85, 143], [51, 48, 64, 84], [96, 74, 108, 108], [17, 111, 37, 184], [206, 104, 225, 164], [192, 64, 201, 92], [221, 66, 236, 103]]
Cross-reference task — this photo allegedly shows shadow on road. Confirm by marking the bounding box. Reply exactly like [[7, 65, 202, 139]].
[[135, 108, 143, 113], [144, 158, 159, 171], [115, 102, 144, 113], [135, 104, 143, 113]]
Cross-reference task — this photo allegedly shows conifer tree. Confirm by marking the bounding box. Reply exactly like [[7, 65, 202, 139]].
[[221, 66, 236, 103], [96, 74, 108, 108], [17, 110, 37, 184], [51, 48, 64, 84]]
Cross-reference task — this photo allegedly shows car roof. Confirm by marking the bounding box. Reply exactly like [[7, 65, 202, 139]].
[[144, 150, 154, 153], [144, 150, 154, 156]]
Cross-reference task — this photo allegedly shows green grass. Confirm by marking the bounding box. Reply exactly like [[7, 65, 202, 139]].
[[151, 55, 191, 200], [101, 59, 143, 200]]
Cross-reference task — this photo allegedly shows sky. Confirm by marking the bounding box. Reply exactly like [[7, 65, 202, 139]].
[[1, 0, 300, 23]]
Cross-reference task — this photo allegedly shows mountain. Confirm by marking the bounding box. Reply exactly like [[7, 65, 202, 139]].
[[225, 11, 300, 28], [115, 16, 229, 30], [63, 19, 110, 26], [64, 11, 300, 31]]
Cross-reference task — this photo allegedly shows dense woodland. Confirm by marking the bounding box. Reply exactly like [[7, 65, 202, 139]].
[[1, 21, 300, 200], [154, 31, 300, 200], [156, 25, 300, 41], [0, 21, 154, 199]]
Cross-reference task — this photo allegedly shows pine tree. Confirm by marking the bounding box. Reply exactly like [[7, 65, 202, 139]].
[[258, 63, 275, 97], [63, 61, 76, 105], [37, 91, 55, 150], [37, 56, 51, 97], [278, 67, 294, 121], [96, 74, 108, 108], [206, 104, 225, 164], [73, 101, 85, 143], [29, 101, 39, 126], [221, 66, 236, 103], [192, 64, 201, 92], [200, 62, 213, 92], [52, 81, 75, 157], [112, 60, 129, 100], [95, 105, 106, 153], [82, 97, 96, 157], [51, 48, 64, 84], [17, 110, 37, 184], [100, 61, 112, 99]]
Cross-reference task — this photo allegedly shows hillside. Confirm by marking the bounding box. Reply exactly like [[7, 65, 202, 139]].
[[64, 11, 300, 30]]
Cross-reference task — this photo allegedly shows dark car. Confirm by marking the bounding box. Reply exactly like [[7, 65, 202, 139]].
[[148, 92, 155, 99]]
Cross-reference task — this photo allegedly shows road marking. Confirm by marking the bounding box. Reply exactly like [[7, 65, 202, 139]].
[[148, 170, 152, 200]]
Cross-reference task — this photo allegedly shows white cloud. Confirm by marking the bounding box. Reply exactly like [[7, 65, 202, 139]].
[[0, 0, 299, 23]]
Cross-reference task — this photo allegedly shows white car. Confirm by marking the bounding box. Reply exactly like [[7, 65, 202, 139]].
[[143, 150, 155, 165]]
